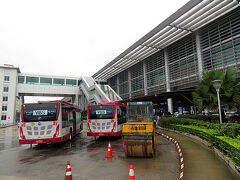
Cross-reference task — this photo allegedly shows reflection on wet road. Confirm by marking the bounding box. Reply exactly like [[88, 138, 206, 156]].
[[1, 124, 238, 180], [0, 123, 179, 180]]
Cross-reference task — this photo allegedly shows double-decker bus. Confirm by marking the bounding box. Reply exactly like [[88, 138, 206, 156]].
[[87, 102, 126, 137], [19, 100, 83, 145]]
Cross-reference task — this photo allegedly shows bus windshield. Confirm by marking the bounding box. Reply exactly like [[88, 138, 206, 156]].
[[128, 104, 153, 122], [23, 102, 58, 122], [89, 105, 114, 119]]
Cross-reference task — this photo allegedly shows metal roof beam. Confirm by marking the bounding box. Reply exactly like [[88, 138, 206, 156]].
[[188, 0, 239, 31], [147, 27, 178, 47], [168, 25, 192, 32], [142, 26, 172, 46], [123, 47, 148, 60], [158, 31, 190, 49], [140, 44, 161, 50], [154, 29, 184, 47], [175, 0, 222, 27], [92, 0, 204, 78], [185, 0, 235, 29], [136, 49, 159, 62], [171, 0, 214, 25]]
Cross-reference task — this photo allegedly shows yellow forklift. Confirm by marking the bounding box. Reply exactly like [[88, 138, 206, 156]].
[[122, 102, 155, 157]]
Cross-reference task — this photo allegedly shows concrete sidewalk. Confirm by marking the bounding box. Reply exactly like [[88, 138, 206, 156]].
[[159, 129, 239, 180]]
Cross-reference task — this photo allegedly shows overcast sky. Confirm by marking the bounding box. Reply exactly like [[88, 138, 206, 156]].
[[0, 0, 189, 102]]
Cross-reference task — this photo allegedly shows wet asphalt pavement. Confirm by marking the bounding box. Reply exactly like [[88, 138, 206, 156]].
[[0, 122, 179, 180]]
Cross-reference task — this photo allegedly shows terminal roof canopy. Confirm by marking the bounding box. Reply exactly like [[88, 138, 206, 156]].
[[93, 0, 240, 80]]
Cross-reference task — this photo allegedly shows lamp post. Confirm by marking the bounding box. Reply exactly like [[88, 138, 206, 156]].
[[212, 80, 223, 124]]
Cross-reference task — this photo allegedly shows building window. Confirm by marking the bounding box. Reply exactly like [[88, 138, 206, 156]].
[[66, 79, 77, 86], [40, 77, 52, 85], [53, 78, 65, 86], [2, 106, 7, 111], [3, 96, 8, 101], [1, 115, 6, 120], [78, 80, 83, 86], [26, 76, 39, 84], [18, 76, 25, 84], [4, 76, 10, 81], [3, 87, 9, 92]]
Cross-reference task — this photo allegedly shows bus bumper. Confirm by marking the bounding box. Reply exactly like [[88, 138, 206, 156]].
[[19, 137, 65, 144], [87, 131, 122, 136]]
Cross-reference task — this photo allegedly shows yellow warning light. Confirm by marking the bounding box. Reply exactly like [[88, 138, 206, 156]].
[[95, 120, 98, 123], [31, 122, 35, 127]]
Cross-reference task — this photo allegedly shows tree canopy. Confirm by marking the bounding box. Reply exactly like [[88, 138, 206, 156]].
[[193, 67, 240, 112]]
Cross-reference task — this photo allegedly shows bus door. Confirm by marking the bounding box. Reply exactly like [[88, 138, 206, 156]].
[[72, 111, 76, 134]]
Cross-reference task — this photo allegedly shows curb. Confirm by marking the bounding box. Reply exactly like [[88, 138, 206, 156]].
[[156, 132, 184, 180]]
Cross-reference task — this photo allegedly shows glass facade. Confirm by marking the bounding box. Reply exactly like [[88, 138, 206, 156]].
[[130, 62, 144, 91], [53, 78, 65, 86], [40, 77, 52, 85], [119, 70, 129, 98], [105, 7, 240, 100], [16, 75, 79, 87], [26, 76, 39, 84], [66, 79, 77, 86], [108, 76, 117, 93], [200, 7, 240, 71], [18, 76, 24, 84], [146, 50, 166, 94], [168, 34, 198, 90]]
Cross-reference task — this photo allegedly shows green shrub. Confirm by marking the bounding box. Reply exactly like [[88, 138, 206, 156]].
[[181, 114, 219, 123], [217, 136, 240, 150], [228, 115, 240, 123], [169, 124, 240, 166], [160, 117, 240, 138]]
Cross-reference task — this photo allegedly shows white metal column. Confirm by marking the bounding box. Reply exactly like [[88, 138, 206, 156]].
[[164, 49, 173, 114], [196, 30, 203, 80], [143, 60, 148, 96], [128, 69, 132, 99], [116, 75, 120, 95]]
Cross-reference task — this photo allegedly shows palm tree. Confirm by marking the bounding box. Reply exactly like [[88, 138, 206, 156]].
[[193, 67, 240, 113]]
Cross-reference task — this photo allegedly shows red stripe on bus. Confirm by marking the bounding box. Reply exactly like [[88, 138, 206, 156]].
[[20, 127, 25, 140], [53, 125, 59, 138], [56, 102, 61, 121], [87, 131, 122, 136]]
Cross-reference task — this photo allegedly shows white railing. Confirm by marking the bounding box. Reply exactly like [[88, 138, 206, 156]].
[[79, 77, 122, 105]]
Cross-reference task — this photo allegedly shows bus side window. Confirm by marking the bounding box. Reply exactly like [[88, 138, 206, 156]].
[[118, 106, 126, 124], [69, 112, 73, 121], [77, 112, 81, 123]]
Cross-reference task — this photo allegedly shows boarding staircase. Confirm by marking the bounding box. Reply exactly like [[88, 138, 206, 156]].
[[79, 77, 122, 104]]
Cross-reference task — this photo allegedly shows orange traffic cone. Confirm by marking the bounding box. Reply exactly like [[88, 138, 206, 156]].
[[65, 161, 73, 180], [106, 141, 113, 158], [128, 165, 135, 180]]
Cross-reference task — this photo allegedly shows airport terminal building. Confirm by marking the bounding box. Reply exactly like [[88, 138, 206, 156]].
[[93, 0, 240, 114], [1, 0, 240, 125]]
